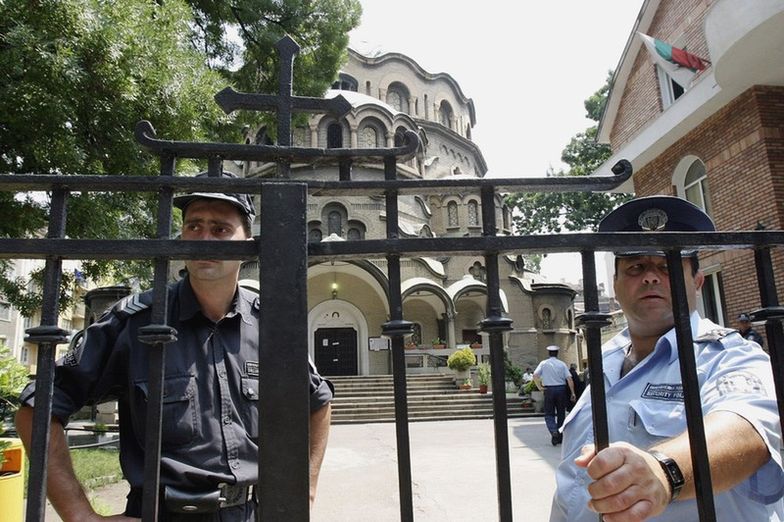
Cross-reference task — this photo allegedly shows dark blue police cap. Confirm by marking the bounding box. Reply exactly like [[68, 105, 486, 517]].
[[598, 196, 715, 257], [173, 171, 256, 222], [737, 313, 752, 322]]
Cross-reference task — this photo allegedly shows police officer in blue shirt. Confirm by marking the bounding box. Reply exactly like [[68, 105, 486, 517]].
[[15, 172, 334, 521], [533, 345, 576, 446], [550, 196, 784, 521]]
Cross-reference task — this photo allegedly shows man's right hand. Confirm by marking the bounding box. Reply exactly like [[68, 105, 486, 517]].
[[574, 442, 671, 522]]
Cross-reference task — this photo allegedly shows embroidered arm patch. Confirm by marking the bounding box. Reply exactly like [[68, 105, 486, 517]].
[[716, 372, 765, 396]]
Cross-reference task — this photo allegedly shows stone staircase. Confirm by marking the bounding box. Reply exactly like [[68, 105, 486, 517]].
[[328, 374, 537, 424]]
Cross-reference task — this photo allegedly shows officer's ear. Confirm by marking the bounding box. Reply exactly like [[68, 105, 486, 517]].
[[693, 270, 705, 292]]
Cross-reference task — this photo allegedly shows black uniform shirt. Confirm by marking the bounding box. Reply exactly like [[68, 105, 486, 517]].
[[741, 327, 765, 348], [20, 277, 333, 494]]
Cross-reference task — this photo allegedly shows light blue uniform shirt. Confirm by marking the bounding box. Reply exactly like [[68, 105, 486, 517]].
[[534, 357, 571, 386], [550, 312, 784, 521]]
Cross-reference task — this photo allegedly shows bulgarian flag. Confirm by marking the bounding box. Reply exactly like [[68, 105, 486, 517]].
[[637, 32, 710, 87]]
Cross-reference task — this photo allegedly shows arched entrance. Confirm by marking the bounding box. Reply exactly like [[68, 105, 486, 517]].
[[309, 299, 369, 376]]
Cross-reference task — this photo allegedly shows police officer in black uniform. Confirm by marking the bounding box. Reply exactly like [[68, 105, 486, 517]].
[[737, 312, 765, 348], [15, 172, 334, 521]]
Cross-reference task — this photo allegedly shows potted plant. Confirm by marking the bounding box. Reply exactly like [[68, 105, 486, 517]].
[[459, 378, 472, 391], [431, 337, 446, 349], [447, 347, 476, 386], [477, 363, 491, 394], [470, 337, 482, 349], [405, 340, 417, 350]]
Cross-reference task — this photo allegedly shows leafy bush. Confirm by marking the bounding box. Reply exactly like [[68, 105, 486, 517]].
[[447, 347, 476, 372], [1, 342, 30, 465], [0, 343, 28, 423], [477, 363, 491, 385], [503, 350, 523, 386]]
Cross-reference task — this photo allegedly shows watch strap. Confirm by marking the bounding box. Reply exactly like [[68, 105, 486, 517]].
[[649, 450, 685, 502]]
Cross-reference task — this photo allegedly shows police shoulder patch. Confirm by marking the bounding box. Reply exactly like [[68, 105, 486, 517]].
[[114, 293, 151, 317], [694, 327, 735, 343]]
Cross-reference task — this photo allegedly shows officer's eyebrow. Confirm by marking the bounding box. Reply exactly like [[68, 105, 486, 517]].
[[183, 216, 238, 228]]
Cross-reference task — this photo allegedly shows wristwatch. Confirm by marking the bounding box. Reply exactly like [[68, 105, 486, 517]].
[[648, 450, 685, 502]]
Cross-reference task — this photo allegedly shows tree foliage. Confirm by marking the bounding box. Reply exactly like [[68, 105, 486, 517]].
[[0, 343, 29, 425], [0, 0, 361, 312], [506, 72, 631, 235]]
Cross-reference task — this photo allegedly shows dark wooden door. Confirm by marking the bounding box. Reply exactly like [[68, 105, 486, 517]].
[[314, 327, 358, 376]]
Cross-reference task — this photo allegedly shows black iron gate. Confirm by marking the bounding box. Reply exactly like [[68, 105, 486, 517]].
[[2, 36, 784, 522]]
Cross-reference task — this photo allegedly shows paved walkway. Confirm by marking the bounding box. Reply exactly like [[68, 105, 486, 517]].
[[44, 417, 560, 521]]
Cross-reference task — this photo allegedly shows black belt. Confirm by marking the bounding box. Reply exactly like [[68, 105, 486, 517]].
[[164, 483, 256, 514], [544, 384, 567, 388]]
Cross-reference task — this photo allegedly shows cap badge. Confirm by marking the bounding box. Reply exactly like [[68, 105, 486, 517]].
[[638, 208, 668, 231]]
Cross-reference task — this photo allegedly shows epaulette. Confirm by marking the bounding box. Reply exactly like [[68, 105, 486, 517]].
[[113, 293, 151, 317], [694, 326, 736, 343]]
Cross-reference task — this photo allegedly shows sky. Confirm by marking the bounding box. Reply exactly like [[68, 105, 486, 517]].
[[349, 1, 644, 289]]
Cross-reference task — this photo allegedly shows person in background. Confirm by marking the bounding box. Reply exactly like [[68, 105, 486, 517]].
[[533, 345, 576, 446], [569, 363, 584, 402], [550, 196, 783, 521], [737, 312, 765, 348]]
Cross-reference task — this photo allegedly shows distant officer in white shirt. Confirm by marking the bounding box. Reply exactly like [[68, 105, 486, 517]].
[[533, 345, 576, 446]]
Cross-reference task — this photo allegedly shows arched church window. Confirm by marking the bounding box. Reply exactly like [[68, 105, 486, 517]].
[[439, 100, 454, 129], [328, 211, 343, 236], [327, 123, 343, 148], [467, 200, 479, 226], [360, 127, 378, 148], [347, 228, 361, 240], [387, 91, 402, 112], [447, 201, 459, 227], [309, 228, 322, 242]]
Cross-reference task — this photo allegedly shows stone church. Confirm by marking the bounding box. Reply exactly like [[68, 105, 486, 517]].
[[230, 47, 578, 377]]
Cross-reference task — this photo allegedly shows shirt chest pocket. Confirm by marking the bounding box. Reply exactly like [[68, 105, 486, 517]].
[[134, 375, 200, 449], [628, 399, 685, 440], [240, 377, 259, 440]]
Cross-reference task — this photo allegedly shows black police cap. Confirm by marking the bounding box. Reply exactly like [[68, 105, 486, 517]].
[[598, 196, 715, 257], [737, 313, 752, 322], [173, 171, 256, 222]]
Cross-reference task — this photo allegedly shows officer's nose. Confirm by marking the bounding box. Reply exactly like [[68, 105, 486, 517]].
[[642, 266, 661, 285]]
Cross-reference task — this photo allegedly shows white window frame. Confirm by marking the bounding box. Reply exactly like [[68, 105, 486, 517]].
[[656, 65, 685, 110], [697, 266, 726, 327], [673, 156, 712, 216]]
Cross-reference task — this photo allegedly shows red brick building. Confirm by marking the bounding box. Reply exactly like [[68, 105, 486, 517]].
[[595, 0, 784, 329]]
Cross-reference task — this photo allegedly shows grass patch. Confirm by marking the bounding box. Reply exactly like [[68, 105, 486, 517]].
[[24, 447, 124, 493], [71, 448, 123, 489]]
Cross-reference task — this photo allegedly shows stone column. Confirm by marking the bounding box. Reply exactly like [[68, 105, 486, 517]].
[[350, 125, 358, 148], [443, 311, 457, 349], [309, 124, 318, 147]]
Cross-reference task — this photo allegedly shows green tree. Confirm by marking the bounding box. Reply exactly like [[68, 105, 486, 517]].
[[506, 72, 631, 235], [0, 0, 361, 313], [0, 344, 29, 438], [185, 0, 362, 135]]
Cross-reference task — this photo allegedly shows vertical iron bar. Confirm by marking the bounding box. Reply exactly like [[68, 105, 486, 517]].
[[25, 188, 69, 522], [478, 186, 513, 522], [259, 183, 310, 520], [665, 250, 715, 521], [753, 246, 784, 435], [382, 154, 414, 522], [140, 154, 176, 522], [580, 251, 610, 453], [275, 37, 296, 179]]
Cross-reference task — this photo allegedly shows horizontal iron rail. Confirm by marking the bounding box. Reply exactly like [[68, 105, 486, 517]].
[[2, 232, 783, 260], [0, 160, 631, 196]]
